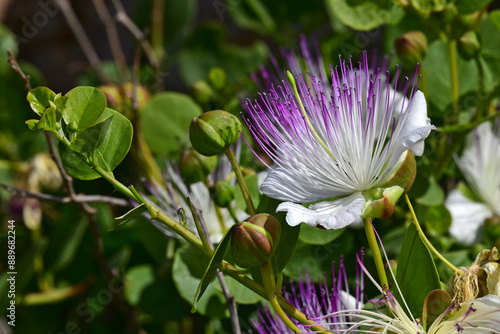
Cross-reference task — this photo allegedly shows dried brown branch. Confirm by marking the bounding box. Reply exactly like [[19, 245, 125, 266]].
[[8, 50, 31, 91], [2, 184, 130, 207]]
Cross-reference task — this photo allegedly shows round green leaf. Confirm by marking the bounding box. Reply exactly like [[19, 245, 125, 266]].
[[124, 265, 155, 306], [60, 108, 133, 180], [141, 92, 202, 158], [299, 224, 345, 245], [63, 86, 107, 131]]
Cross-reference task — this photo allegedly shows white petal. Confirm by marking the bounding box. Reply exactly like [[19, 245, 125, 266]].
[[445, 189, 493, 245], [260, 167, 347, 203], [389, 91, 435, 167], [339, 290, 364, 310], [276, 192, 366, 229], [435, 295, 500, 333]]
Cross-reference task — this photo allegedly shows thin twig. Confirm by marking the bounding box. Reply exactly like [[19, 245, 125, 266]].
[[197, 212, 241, 334], [110, 0, 159, 69], [2, 184, 130, 207], [8, 50, 31, 91], [55, 0, 108, 82], [91, 0, 129, 82]]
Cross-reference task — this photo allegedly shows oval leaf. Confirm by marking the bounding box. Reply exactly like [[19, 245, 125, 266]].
[[60, 108, 133, 180], [63, 86, 107, 131], [27, 87, 56, 116], [141, 92, 202, 158]]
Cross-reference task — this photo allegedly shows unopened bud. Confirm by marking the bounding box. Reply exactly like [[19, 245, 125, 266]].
[[231, 214, 281, 268], [210, 180, 235, 208], [192, 80, 215, 105], [190, 110, 242, 156], [98, 84, 123, 110], [122, 82, 151, 112], [458, 31, 481, 61], [209, 67, 227, 91], [179, 148, 215, 185], [395, 31, 428, 68]]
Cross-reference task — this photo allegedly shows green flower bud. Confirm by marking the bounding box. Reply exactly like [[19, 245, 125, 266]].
[[209, 67, 227, 91], [190, 110, 242, 156], [210, 180, 235, 208], [395, 31, 428, 68], [441, 3, 458, 23], [191, 80, 215, 105], [98, 84, 123, 110], [458, 31, 481, 61], [231, 214, 281, 268], [67, 121, 78, 132], [179, 148, 215, 185], [122, 82, 151, 112]]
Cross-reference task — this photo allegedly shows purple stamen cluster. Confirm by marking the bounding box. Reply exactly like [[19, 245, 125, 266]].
[[249, 256, 365, 333]]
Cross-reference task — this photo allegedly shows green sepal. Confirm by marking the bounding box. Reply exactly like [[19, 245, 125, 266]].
[[361, 186, 404, 219], [422, 289, 452, 331], [382, 149, 417, 194]]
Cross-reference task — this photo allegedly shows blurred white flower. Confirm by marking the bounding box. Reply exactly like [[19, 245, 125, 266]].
[[445, 120, 500, 245]]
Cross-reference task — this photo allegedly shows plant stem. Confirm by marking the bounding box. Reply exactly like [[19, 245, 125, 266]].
[[224, 147, 256, 215], [261, 261, 301, 333], [363, 218, 389, 290], [187, 197, 213, 254], [448, 39, 459, 123], [228, 204, 240, 225], [404, 195, 461, 274], [418, 64, 428, 99]]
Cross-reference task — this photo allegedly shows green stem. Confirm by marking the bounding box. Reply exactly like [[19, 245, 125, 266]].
[[187, 197, 213, 254], [246, 0, 275, 32], [404, 195, 461, 274], [224, 147, 256, 215], [448, 39, 460, 123], [363, 218, 389, 290], [261, 261, 301, 333], [474, 56, 486, 118]]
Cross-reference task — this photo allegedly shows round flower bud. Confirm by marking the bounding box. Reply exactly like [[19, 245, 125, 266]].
[[191, 80, 215, 105], [210, 180, 235, 208], [179, 148, 215, 185], [395, 31, 428, 68], [458, 31, 481, 61], [190, 110, 242, 156], [98, 84, 123, 110], [122, 82, 151, 112], [231, 214, 281, 268], [209, 67, 227, 91]]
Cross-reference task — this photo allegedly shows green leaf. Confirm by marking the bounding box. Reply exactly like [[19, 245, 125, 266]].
[[172, 245, 229, 317], [416, 175, 444, 206], [0, 24, 18, 74], [410, 0, 448, 15], [234, 174, 260, 213], [324, 0, 392, 31], [299, 224, 345, 245], [124, 265, 155, 306], [217, 276, 262, 305], [141, 92, 202, 158], [60, 108, 133, 180], [491, 10, 500, 30], [63, 86, 107, 131], [396, 224, 441, 318], [51, 217, 87, 272], [425, 40, 478, 114], [27, 87, 56, 116], [424, 204, 452, 235], [108, 204, 147, 231], [456, 0, 492, 14], [192, 225, 235, 312]]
